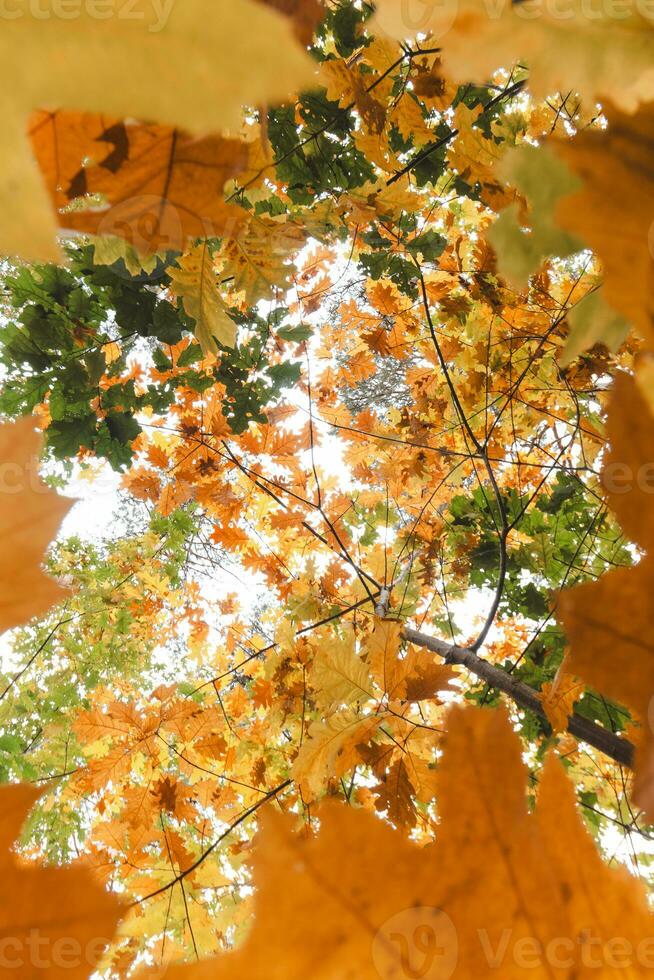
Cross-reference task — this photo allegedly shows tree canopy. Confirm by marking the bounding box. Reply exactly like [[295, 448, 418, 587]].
[[1, 1, 654, 977]]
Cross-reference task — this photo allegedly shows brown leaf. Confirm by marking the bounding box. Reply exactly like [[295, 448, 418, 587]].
[[372, 758, 416, 830]]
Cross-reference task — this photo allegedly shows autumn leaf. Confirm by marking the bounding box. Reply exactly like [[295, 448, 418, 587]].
[[168, 243, 237, 355], [256, 0, 326, 45], [163, 706, 653, 979], [2, 0, 314, 259], [219, 215, 306, 305], [59, 121, 250, 254], [0, 783, 122, 977], [309, 636, 374, 708], [559, 373, 654, 817], [291, 711, 381, 800], [374, 0, 654, 112], [555, 102, 654, 346], [539, 656, 584, 735], [366, 620, 454, 701], [2, 10, 653, 972], [0, 418, 72, 634], [29, 109, 126, 210], [372, 757, 416, 829]]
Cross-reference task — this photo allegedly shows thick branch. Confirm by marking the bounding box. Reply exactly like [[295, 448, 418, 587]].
[[402, 627, 635, 768]]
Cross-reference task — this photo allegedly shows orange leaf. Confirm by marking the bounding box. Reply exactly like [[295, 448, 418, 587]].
[[164, 706, 653, 979], [60, 119, 250, 253], [0, 418, 72, 634], [559, 373, 654, 817], [0, 783, 122, 976]]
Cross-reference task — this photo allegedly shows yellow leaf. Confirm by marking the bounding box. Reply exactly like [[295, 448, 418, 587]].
[[539, 657, 584, 735], [559, 374, 654, 817], [220, 216, 306, 304], [169, 243, 236, 354], [309, 636, 374, 708], [291, 711, 381, 800]]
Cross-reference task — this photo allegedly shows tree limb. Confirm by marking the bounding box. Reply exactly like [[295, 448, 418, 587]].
[[402, 627, 635, 768]]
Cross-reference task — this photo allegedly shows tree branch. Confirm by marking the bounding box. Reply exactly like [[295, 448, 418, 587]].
[[402, 627, 635, 768]]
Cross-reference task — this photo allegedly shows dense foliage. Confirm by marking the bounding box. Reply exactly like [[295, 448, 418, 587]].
[[1, 0, 653, 977]]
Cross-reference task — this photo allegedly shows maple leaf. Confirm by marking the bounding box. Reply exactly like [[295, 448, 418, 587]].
[[374, 0, 654, 112], [219, 216, 306, 305], [256, 0, 326, 45], [555, 102, 654, 347], [0, 418, 72, 634], [559, 373, 654, 817], [168, 243, 237, 355], [0, 783, 122, 977], [29, 109, 126, 209], [59, 120, 250, 254], [163, 706, 653, 979], [2, 0, 314, 259]]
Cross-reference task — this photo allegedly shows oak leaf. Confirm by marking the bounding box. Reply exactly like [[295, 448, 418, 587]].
[[0, 418, 72, 634], [219, 216, 306, 305], [291, 711, 381, 800], [309, 637, 373, 708], [372, 757, 416, 830]]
